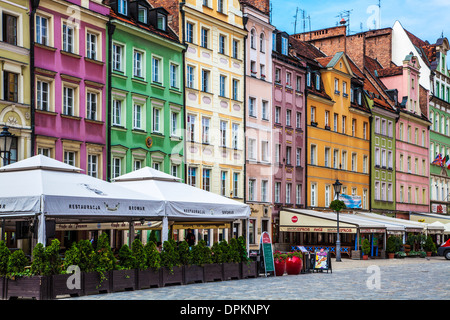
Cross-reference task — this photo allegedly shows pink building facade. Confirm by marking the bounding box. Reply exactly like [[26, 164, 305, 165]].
[[243, 1, 275, 248], [33, 0, 109, 179], [271, 30, 307, 241], [379, 53, 430, 215]]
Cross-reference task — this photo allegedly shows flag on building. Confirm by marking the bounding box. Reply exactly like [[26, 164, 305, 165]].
[[432, 153, 443, 166]]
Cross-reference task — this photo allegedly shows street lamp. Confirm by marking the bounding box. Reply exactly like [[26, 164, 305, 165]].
[[333, 179, 342, 262], [0, 126, 14, 165]]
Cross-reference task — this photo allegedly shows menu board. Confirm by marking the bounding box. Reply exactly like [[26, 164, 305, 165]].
[[313, 249, 331, 272], [260, 232, 275, 274]]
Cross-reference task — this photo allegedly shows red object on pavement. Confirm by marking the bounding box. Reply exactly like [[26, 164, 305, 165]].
[[274, 260, 286, 276], [286, 256, 302, 275]]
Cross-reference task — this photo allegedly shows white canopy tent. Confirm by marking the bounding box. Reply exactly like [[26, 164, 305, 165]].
[[0, 155, 165, 245], [112, 167, 251, 247]]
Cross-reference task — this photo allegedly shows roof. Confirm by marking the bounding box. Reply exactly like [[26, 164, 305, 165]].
[[288, 36, 326, 66], [377, 66, 403, 77]]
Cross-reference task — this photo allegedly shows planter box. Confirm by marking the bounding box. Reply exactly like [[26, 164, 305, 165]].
[[6, 276, 49, 300], [83, 271, 111, 295], [161, 266, 183, 287], [240, 261, 257, 279], [204, 264, 223, 282], [0, 276, 4, 300], [111, 269, 137, 292], [223, 262, 240, 280], [184, 265, 204, 285], [51, 273, 83, 299], [137, 269, 161, 289]]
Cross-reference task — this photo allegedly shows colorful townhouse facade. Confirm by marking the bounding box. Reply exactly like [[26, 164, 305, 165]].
[[32, 0, 109, 179], [241, 0, 275, 249], [0, 0, 32, 165], [378, 53, 431, 217], [270, 32, 307, 244], [107, 0, 185, 183], [427, 36, 450, 214], [305, 51, 371, 211]]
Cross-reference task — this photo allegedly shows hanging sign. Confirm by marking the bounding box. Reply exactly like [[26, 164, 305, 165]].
[[259, 231, 275, 275]]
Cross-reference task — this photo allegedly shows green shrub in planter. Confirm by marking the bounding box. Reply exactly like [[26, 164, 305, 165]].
[[362, 238, 371, 256], [160, 239, 180, 273], [92, 233, 115, 283], [117, 244, 135, 270], [63, 240, 95, 273], [229, 238, 241, 263], [191, 240, 212, 266], [386, 236, 401, 253], [0, 241, 10, 275], [30, 239, 63, 276], [237, 236, 249, 264], [177, 241, 192, 266], [131, 239, 146, 270], [144, 241, 161, 270], [7, 249, 29, 277], [211, 241, 225, 264], [424, 236, 437, 253]]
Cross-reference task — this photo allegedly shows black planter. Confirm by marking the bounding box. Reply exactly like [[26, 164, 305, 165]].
[[0, 276, 4, 300], [6, 275, 49, 300], [161, 266, 183, 287], [51, 273, 83, 299], [203, 263, 223, 282], [83, 271, 111, 295], [111, 269, 137, 292], [137, 268, 161, 289], [240, 261, 257, 279], [223, 262, 240, 280], [183, 265, 204, 285]]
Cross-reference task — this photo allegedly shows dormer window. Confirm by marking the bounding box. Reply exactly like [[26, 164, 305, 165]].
[[281, 37, 288, 55], [118, 0, 127, 15], [157, 12, 166, 31], [138, 5, 148, 23]]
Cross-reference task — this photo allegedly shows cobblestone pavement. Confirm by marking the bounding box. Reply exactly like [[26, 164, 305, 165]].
[[66, 257, 449, 301]]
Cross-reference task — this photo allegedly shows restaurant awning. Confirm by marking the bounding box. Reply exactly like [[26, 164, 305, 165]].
[[279, 209, 386, 234]]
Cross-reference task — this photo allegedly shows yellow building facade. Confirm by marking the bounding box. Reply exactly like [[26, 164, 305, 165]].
[[306, 52, 371, 210], [0, 0, 32, 166]]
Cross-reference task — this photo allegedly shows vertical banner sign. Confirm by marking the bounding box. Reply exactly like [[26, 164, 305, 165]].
[[260, 231, 275, 275]]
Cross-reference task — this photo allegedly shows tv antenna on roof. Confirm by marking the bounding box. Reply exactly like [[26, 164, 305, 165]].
[[336, 9, 353, 35]]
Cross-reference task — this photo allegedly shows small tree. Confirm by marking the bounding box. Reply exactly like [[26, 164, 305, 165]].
[[386, 236, 400, 253], [424, 235, 437, 253], [7, 249, 28, 277], [144, 241, 161, 271], [362, 238, 371, 256], [160, 239, 179, 273], [228, 238, 241, 263], [131, 238, 147, 270], [191, 240, 212, 266], [0, 241, 10, 276], [117, 244, 135, 270], [177, 241, 192, 266], [30, 243, 46, 276], [92, 233, 116, 281], [329, 199, 346, 212], [237, 236, 249, 264], [45, 239, 62, 275]]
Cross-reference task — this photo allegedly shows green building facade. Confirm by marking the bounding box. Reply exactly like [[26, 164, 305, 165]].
[[108, 1, 185, 182]]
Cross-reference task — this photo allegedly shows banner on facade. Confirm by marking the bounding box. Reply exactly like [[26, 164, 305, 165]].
[[338, 194, 362, 209]]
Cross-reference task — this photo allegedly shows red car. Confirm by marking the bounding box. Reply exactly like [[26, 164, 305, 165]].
[[437, 239, 450, 260]]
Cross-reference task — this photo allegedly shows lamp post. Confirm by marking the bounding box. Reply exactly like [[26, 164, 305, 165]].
[[333, 179, 342, 262], [0, 126, 14, 166]]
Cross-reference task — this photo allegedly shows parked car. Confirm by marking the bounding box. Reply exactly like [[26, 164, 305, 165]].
[[437, 239, 450, 260]]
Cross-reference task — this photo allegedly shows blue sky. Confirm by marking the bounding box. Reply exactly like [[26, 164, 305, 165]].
[[271, 0, 450, 43]]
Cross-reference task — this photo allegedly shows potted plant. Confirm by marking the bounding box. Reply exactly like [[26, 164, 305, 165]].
[[160, 239, 183, 286], [200, 240, 222, 282], [179, 240, 204, 285], [84, 233, 114, 295], [386, 236, 400, 259], [286, 251, 303, 275], [424, 236, 437, 257], [238, 236, 257, 279], [395, 251, 406, 259], [362, 238, 370, 260], [221, 239, 240, 281], [6, 244, 50, 300], [137, 241, 161, 289], [273, 251, 287, 276], [0, 241, 10, 299], [112, 244, 137, 292]]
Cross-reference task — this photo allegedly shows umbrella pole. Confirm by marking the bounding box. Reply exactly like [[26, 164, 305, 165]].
[[162, 216, 169, 243]]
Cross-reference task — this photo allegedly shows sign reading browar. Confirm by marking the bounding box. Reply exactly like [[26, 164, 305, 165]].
[[339, 194, 362, 209]]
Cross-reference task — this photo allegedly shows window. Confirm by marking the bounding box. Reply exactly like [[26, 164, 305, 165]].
[[3, 13, 17, 46], [260, 33, 265, 52], [170, 63, 179, 88], [334, 78, 339, 93], [286, 146, 291, 165], [248, 179, 255, 201], [133, 50, 144, 78], [63, 86, 74, 116], [152, 161, 161, 171], [352, 119, 356, 136], [152, 107, 161, 133], [275, 144, 280, 163], [156, 12, 166, 31], [152, 57, 161, 83], [201, 70, 210, 92], [3, 71, 18, 102], [219, 75, 227, 97], [118, 0, 128, 15], [325, 185, 331, 207], [62, 23, 75, 53], [187, 65, 195, 89], [351, 153, 357, 171], [202, 117, 210, 143], [201, 28, 208, 48], [250, 29, 256, 49], [87, 154, 98, 178], [133, 104, 142, 129], [296, 76, 302, 92], [233, 173, 239, 198], [333, 149, 339, 169], [248, 138, 256, 160], [86, 32, 97, 60], [286, 72, 292, 87], [188, 167, 196, 187], [306, 72, 311, 87], [186, 22, 194, 43], [232, 40, 239, 59], [296, 148, 301, 166], [342, 116, 346, 134], [187, 114, 196, 141], [232, 79, 239, 100], [286, 110, 291, 126], [281, 37, 288, 55], [296, 185, 302, 205], [138, 5, 148, 23], [310, 145, 316, 165], [341, 151, 347, 170], [232, 124, 239, 149], [275, 68, 281, 83], [112, 99, 123, 126], [202, 169, 210, 191], [343, 81, 347, 96], [220, 121, 227, 147], [219, 34, 226, 54], [262, 101, 268, 120], [112, 157, 122, 179], [363, 155, 368, 173], [363, 122, 368, 139], [36, 15, 48, 46], [310, 107, 316, 123], [275, 182, 281, 203], [261, 180, 268, 202], [221, 171, 227, 196], [171, 111, 179, 136], [86, 92, 98, 121], [64, 151, 76, 166], [310, 183, 317, 207], [134, 160, 142, 171], [261, 141, 269, 162], [325, 147, 330, 167], [296, 112, 302, 128], [275, 106, 281, 123], [36, 80, 49, 111], [286, 183, 291, 203], [334, 113, 338, 132], [112, 43, 123, 72]]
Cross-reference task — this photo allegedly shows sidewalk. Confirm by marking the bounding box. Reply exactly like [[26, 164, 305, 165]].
[[329, 255, 447, 270]]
